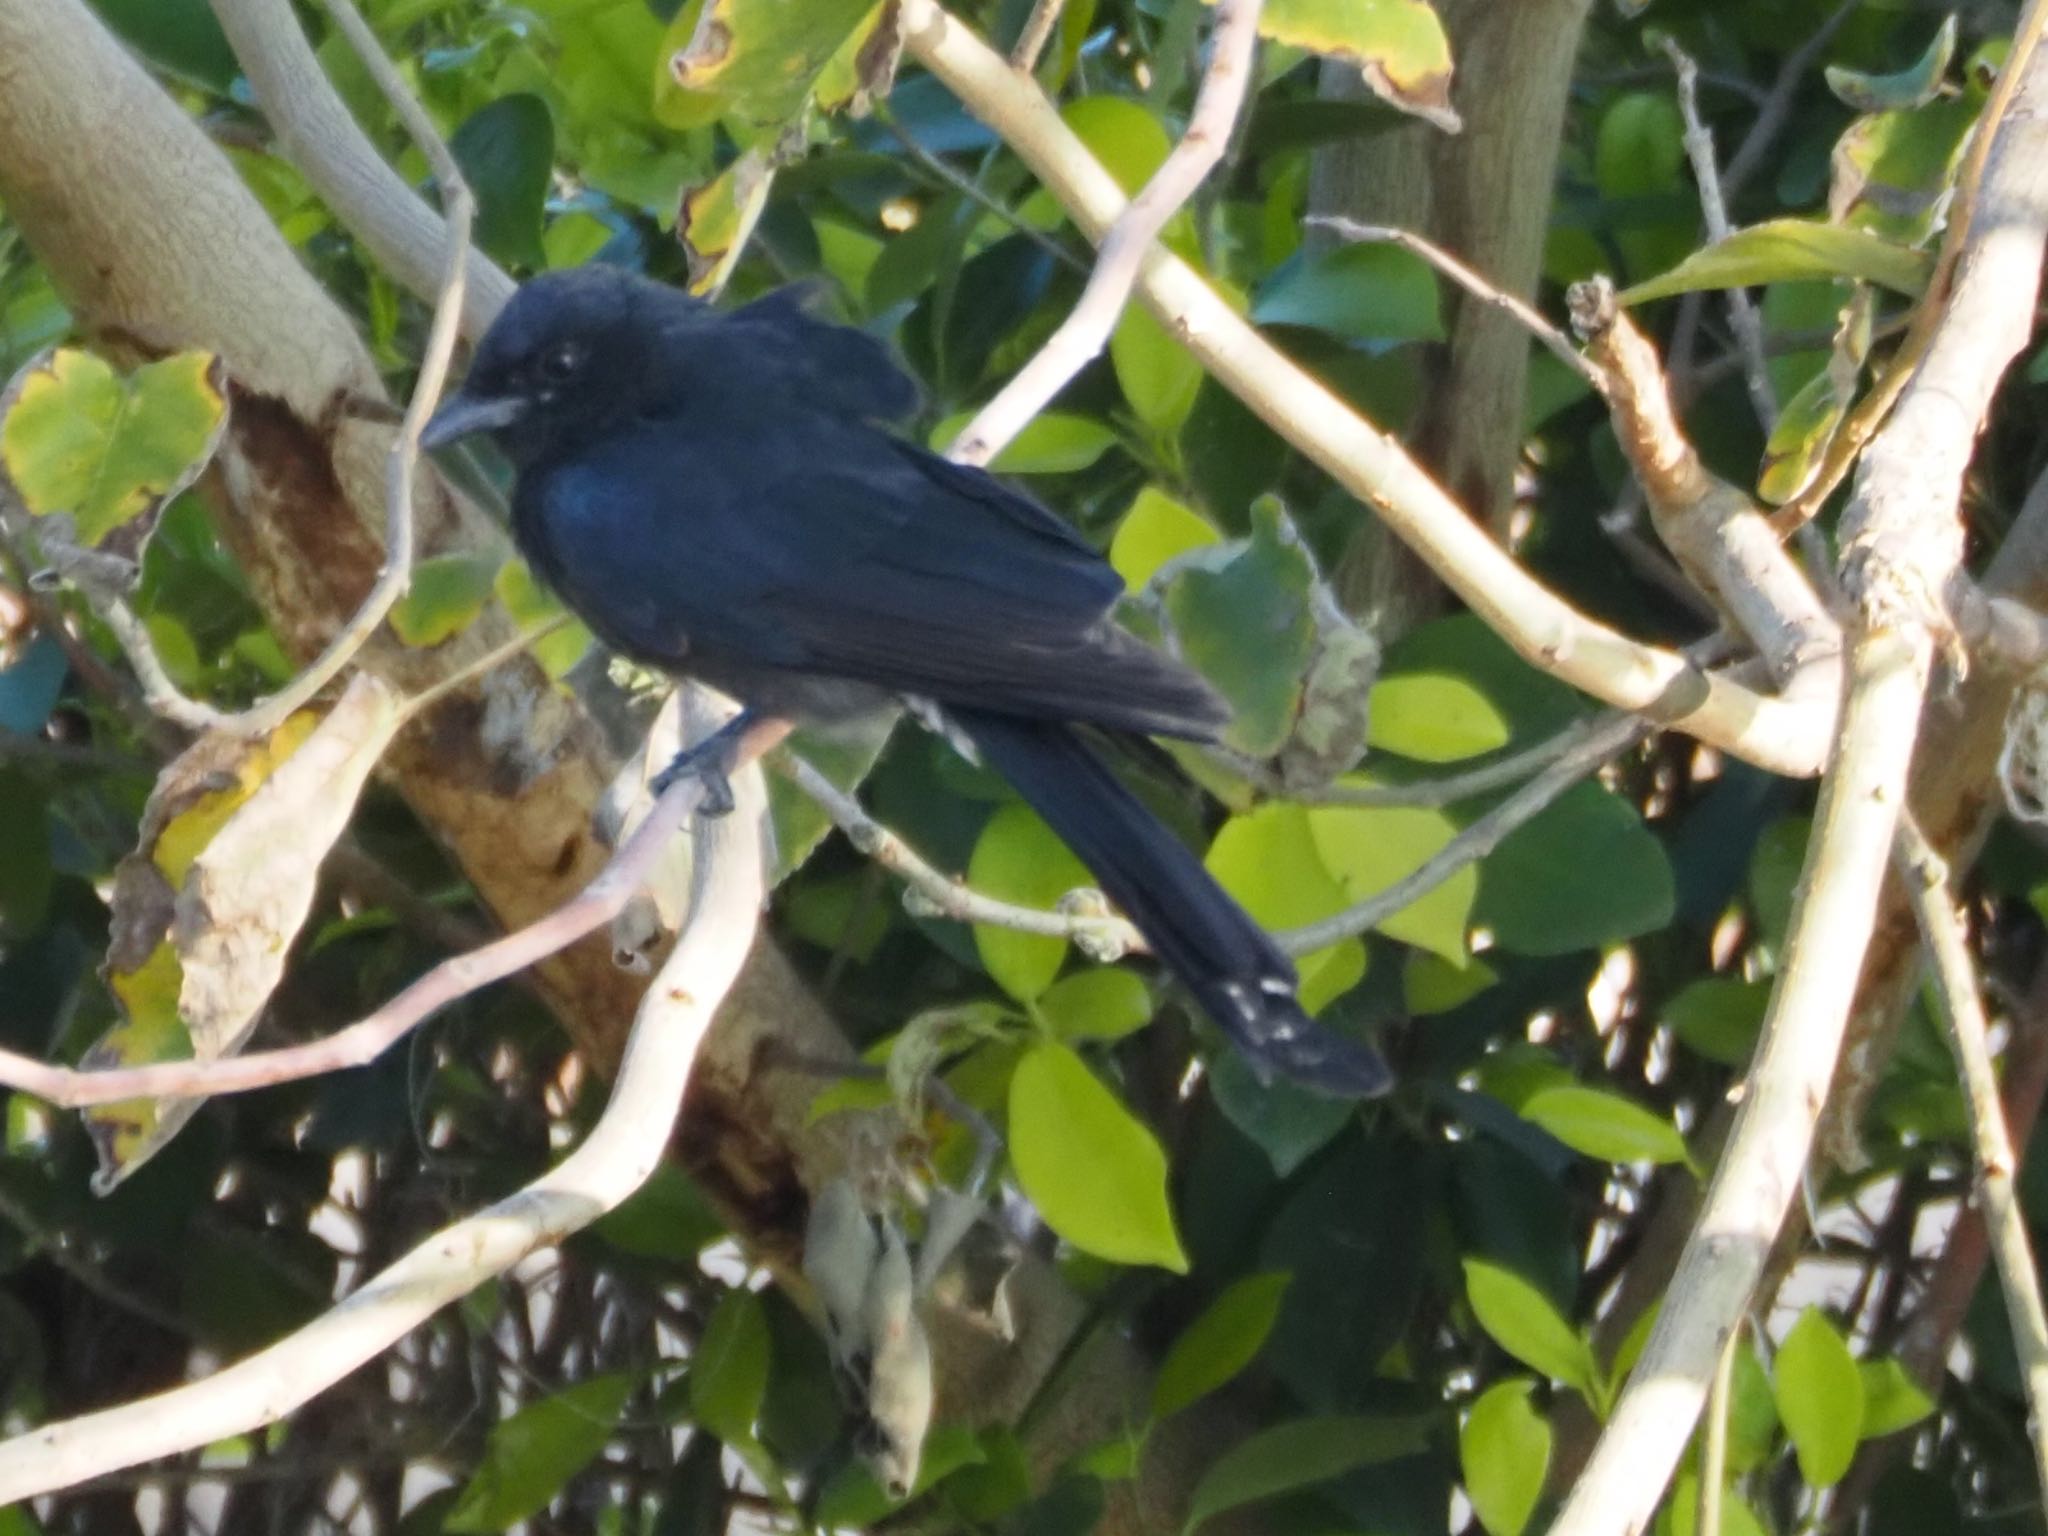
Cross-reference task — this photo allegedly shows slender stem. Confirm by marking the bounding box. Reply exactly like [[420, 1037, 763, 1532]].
[[948, 0, 1265, 467], [1895, 814, 2048, 1501]]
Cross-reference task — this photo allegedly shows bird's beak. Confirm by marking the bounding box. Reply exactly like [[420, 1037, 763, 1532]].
[[420, 390, 526, 449]]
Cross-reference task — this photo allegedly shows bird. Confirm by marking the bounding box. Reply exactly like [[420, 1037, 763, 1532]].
[[423, 263, 1390, 1098]]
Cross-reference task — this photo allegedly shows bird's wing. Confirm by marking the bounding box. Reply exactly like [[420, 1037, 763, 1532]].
[[530, 422, 1226, 738]]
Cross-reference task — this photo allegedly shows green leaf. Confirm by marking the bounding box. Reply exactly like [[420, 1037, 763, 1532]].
[[1858, 1357, 1935, 1438], [1461, 1379, 1551, 1536], [1209, 1051, 1355, 1175], [1367, 671, 1512, 762], [1153, 1272, 1291, 1418], [1404, 950, 1497, 1015], [1112, 303, 1205, 437], [660, 0, 880, 126], [1831, 98, 1976, 244], [1252, 243, 1444, 343], [967, 802, 1093, 1002], [1110, 486, 1220, 590], [1009, 1040, 1187, 1271], [444, 1373, 632, 1531], [2, 348, 225, 549], [1164, 504, 1316, 756], [927, 410, 1117, 474], [1037, 967, 1155, 1042], [1749, 816, 1809, 950], [1463, 1258, 1599, 1406], [811, 1423, 987, 1526], [1595, 91, 1691, 282], [1519, 1085, 1691, 1168], [1666, 978, 1769, 1067], [1205, 803, 1366, 1013], [691, 1286, 771, 1445], [1247, 0, 1457, 130], [1475, 782, 1675, 956], [1308, 799, 1475, 962], [589, 1164, 725, 1263], [1757, 368, 1849, 507], [389, 554, 498, 649], [1621, 220, 1932, 304], [1662, 1473, 1772, 1536], [1183, 1414, 1431, 1533], [450, 94, 554, 269], [1774, 1307, 1864, 1487], [1725, 1343, 1780, 1472], [494, 559, 593, 680], [1826, 17, 1957, 112], [1057, 95, 1173, 194], [0, 769, 51, 937]]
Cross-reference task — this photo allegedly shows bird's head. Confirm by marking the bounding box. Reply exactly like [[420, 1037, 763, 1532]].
[[423, 265, 686, 466]]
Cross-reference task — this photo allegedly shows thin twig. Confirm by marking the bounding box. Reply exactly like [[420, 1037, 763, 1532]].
[[1309, 217, 1609, 395], [1721, 0, 1862, 201], [896, 0, 1839, 777], [0, 717, 787, 1108], [0, 742, 769, 1502], [1773, 0, 2048, 535], [1009, 0, 1067, 72], [948, 0, 1265, 466], [217, 0, 475, 738], [1208, 715, 1605, 808], [1895, 814, 2048, 1501], [1698, 1327, 1737, 1536], [1278, 710, 1648, 954], [1662, 37, 1777, 432], [876, 110, 1085, 271], [780, 753, 1143, 956]]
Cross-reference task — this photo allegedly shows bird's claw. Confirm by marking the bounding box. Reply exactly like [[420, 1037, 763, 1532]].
[[650, 741, 737, 816]]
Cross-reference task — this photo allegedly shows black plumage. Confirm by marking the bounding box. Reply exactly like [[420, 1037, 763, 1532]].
[[424, 264, 1389, 1097]]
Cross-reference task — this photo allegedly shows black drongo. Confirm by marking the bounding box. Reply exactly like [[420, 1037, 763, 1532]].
[[423, 265, 1389, 1097]]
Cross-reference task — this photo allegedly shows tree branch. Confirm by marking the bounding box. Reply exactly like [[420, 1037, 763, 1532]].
[[0, 756, 768, 1503], [949, 0, 1264, 466], [895, 0, 1840, 777], [0, 713, 784, 1108], [208, 0, 516, 337], [1551, 31, 2048, 1533], [1895, 814, 2048, 1501]]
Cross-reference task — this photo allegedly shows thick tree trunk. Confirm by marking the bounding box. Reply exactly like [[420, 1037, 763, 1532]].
[[1312, 0, 1593, 634]]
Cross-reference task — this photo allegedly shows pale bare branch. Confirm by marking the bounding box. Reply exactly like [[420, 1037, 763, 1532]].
[[949, 0, 1264, 466]]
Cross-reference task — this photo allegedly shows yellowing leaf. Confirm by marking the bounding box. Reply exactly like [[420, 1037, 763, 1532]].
[[1243, 0, 1457, 131], [1009, 1041, 1186, 1271], [678, 148, 776, 296], [663, 0, 879, 126], [2, 348, 226, 551], [151, 711, 321, 885]]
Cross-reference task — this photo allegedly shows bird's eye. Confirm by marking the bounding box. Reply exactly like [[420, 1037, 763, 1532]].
[[537, 342, 581, 384]]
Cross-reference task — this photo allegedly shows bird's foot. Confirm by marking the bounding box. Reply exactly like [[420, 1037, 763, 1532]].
[[650, 716, 749, 816]]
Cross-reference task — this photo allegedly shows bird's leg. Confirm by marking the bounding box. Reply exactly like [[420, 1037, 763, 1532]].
[[649, 708, 792, 814]]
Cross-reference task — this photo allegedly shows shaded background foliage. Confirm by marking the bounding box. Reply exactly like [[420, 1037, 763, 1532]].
[[0, 0, 2045, 1532]]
